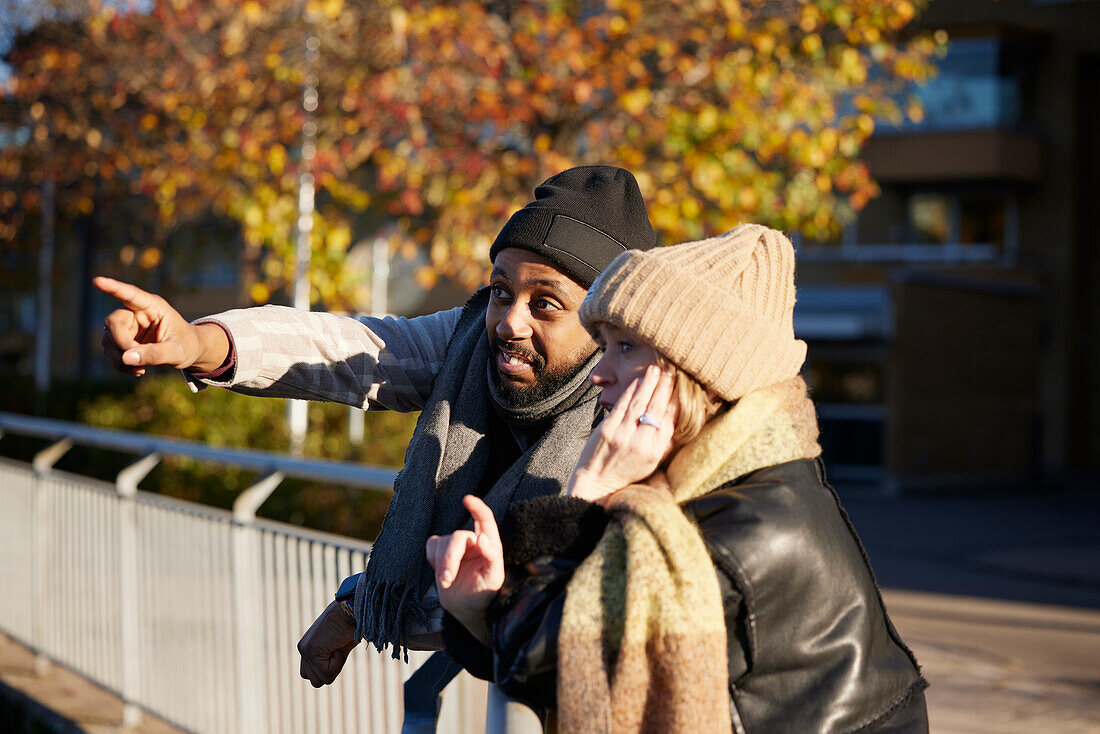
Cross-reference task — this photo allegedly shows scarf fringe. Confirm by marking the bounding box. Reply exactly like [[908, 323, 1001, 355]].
[[354, 577, 428, 662]]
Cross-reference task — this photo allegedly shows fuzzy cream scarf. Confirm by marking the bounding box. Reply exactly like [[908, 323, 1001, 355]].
[[557, 376, 821, 733]]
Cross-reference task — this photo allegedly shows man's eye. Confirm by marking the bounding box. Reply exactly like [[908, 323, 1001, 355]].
[[491, 284, 511, 300], [534, 298, 561, 311], [619, 341, 634, 354]]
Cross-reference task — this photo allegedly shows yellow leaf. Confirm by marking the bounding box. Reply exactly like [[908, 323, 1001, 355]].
[[250, 282, 270, 304], [856, 114, 875, 137], [242, 0, 262, 23], [681, 197, 701, 219], [244, 204, 263, 228], [416, 265, 438, 290], [139, 247, 162, 270], [307, 0, 344, 19], [752, 33, 775, 56], [619, 88, 651, 116], [326, 224, 352, 253], [697, 106, 719, 133], [268, 144, 287, 175], [738, 186, 758, 211]]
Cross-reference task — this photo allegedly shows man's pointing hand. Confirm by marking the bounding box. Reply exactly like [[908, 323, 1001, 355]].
[[94, 276, 229, 376]]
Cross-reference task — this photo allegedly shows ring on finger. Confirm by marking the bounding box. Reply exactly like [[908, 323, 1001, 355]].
[[637, 412, 662, 430]]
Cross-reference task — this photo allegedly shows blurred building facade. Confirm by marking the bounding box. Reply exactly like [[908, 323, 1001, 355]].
[[795, 0, 1100, 492]]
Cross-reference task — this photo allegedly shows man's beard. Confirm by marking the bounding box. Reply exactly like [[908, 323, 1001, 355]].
[[490, 337, 596, 409]]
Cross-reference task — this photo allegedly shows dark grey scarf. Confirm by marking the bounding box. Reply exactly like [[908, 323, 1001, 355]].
[[353, 287, 601, 658]]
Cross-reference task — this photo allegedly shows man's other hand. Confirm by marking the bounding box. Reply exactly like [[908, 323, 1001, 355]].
[[298, 601, 359, 688], [94, 276, 228, 376]]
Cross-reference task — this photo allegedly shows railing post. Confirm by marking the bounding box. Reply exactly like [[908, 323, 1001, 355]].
[[32, 437, 72, 474], [401, 651, 463, 733], [232, 471, 284, 524], [31, 438, 71, 676], [486, 684, 543, 734], [116, 452, 159, 728], [232, 472, 283, 734]]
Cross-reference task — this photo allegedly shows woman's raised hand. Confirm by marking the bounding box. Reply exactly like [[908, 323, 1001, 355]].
[[569, 365, 677, 503], [425, 495, 505, 644]]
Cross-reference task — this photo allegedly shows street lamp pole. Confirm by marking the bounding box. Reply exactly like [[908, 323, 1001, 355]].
[[347, 237, 389, 445], [288, 14, 320, 455], [35, 171, 55, 394]]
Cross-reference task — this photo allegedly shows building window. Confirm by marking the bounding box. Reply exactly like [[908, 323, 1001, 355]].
[[883, 35, 1037, 133], [795, 186, 1018, 264], [904, 190, 1008, 249], [909, 193, 953, 244]]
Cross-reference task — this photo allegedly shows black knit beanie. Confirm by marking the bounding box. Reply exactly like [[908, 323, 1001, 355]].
[[489, 165, 657, 288]]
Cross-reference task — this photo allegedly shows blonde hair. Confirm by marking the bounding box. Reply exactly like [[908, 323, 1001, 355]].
[[589, 320, 729, 446], [656, 353, 727, 447]]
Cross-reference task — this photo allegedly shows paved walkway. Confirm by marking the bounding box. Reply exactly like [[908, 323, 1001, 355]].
[[884, 590, 1100, 734], [848, 485, 1100, 734], [0, 633, 186, 734]]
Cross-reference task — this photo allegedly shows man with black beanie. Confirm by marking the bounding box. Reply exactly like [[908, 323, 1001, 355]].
[[95, 165, 657, 681]]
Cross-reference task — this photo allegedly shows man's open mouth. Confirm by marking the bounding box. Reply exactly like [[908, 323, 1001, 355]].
[[496, 349, 533, 377], [492, 341, 544, 379]]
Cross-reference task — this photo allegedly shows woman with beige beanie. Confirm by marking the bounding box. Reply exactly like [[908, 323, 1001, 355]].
[[427, 224, 928, 733]]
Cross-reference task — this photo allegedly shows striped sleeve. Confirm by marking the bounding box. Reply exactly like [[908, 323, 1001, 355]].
[[184, 305, 463, 413]]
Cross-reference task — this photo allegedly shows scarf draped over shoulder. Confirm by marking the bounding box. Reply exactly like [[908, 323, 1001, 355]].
[[558, 376, 821, 733]]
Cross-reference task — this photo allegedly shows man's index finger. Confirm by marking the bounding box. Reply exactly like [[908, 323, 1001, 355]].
[[93, 276, 160, 312]]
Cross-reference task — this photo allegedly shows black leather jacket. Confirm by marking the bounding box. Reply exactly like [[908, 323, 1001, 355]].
[[442, 458, 928, 733]]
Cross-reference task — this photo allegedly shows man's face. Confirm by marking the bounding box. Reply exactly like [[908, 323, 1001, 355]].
[[486, 248, 599, 408]]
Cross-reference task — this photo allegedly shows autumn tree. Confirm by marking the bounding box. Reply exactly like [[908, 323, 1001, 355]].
[[1, 0, 400, 307], [384, 0, 941, 288], [2, 0, 941, 307]]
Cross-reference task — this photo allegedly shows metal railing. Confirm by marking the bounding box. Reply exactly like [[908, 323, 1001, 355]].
[[0, 411, 497, 734]]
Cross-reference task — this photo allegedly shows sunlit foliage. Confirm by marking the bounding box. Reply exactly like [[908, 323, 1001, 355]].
[[1, 0, 940, 305]]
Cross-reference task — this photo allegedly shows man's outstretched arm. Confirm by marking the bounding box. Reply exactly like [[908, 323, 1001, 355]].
[[96, 277, 463, 412]]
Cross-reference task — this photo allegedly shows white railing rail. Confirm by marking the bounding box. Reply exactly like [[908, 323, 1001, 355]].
[[0, 411, 495, 734]]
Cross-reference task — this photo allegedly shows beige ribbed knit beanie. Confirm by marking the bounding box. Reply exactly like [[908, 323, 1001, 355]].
[[578, 223, 806, 402]]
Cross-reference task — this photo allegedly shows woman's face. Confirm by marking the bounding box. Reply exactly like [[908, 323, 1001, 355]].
[[590, 323, 663, 411]]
